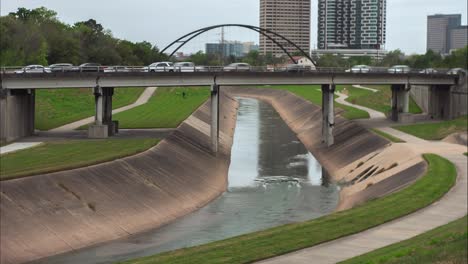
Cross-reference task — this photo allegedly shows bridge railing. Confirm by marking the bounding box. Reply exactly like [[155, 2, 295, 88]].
[[0, 65, 459, 76]]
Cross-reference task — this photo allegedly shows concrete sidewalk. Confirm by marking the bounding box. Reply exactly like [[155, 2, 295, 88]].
[[335, 92, 386, 119], [0, 142, 43, 155]]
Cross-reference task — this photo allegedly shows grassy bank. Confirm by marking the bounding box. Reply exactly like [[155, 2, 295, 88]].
[[112, 87, 210, 129], [258, 85, 370, 120], [337, 85, 422, 115], [394, 116, 468, 140], [340, 216, 467, 264], [122, 154, 456, 264], [371, 128, 405, 143], [0, 138, 159, 180], [35, 88, 145, 130]]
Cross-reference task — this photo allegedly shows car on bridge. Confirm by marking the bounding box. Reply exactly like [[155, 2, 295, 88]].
[[75, 63, 103, 72], [388, 65, 411, 74], [15, 65, 51, 74], [346, 65, 371, 73], [146, 62, 175, 72], [103, 66, 133, 73], [49, 63, 74, 72], [286, 64, 313, 73], [173, 62, 206, 72], [447, 68, 467, 75], [420, 68, 438, 74], [223, 63, 251, 72]]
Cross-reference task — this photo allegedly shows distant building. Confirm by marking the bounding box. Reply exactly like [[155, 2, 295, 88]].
[[311, 48, 388, 60], [259, 0, 311, 56], [317, 0, 387, 50], [427, 14, 467, 55], [449, 26, 468, 53], [206, 41, 259, 57]]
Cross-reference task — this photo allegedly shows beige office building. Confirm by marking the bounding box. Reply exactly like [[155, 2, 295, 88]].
[[259, 0, 311, 56]]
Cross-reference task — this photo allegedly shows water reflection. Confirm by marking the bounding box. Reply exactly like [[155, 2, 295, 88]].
[[36, 98, 339, 264]]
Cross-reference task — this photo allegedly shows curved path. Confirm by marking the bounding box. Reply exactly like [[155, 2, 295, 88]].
[[335, 91, 386, 119], [50, 86, 158, 132], [352, 84, 379, 92], [257, 98, 467, 264]]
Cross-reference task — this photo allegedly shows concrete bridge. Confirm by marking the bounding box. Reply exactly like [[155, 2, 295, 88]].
[[0, 70, 465, 150]]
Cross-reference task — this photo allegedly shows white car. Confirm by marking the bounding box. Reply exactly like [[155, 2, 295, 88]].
[[173, 62, 205, 72], [447, 68, 466, 75], [388, 65, 411, 74], [15, 65, 51, 74], [146, 62, 174, 72], [104, 66, 131, 73], [347, 65, 371, 73], [420, 68, 438, 74], [223, 63, 251, 72]]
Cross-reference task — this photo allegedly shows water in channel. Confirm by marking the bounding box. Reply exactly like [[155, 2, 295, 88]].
[[37, 98, 339, 264]]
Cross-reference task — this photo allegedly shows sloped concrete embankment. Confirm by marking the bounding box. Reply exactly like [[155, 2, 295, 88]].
[[0, 92, 238, 264], [227, 87, 427, 211]]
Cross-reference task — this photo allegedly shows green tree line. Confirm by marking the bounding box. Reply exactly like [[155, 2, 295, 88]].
[[315, 47, 468, 69], [0, 7, 168, 66]]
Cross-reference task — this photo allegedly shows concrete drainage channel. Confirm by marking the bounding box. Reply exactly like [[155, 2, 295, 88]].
[[0, 88, 429, 264]]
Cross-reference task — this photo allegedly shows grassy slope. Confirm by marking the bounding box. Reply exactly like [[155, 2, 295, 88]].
[[122, 154, 456, 264], [0, 138, 159, 180], [370, 128, 405, 143], [337, 85, 422, 115], [258, 85, 370, 120], [394, 116, 468, 140], [112, 87, 210, 129], [35, 88, 144, 130], [340, 216, 467, 264]]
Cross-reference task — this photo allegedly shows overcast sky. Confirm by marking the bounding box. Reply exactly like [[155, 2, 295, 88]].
[[1, 0, 467, 54]]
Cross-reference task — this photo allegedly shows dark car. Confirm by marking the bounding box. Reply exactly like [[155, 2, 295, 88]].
[[49, 63, 74, 72], [77, 63, 102, 72]]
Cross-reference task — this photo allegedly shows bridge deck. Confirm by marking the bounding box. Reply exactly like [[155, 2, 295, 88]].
[[1, 72, 457, 89]]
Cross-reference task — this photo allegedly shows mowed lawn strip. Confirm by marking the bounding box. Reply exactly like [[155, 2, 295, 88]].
[[122, 154, 456, 264], [340, 216, 467, 264], [0, 138, 159, 180], [371, 128, 405, 143], [35, 88, 145, 130], [337, 85, 422, 115], [113, 87, 210, 129], [256, 85, 370, 120], [394, 116, 468, 140]]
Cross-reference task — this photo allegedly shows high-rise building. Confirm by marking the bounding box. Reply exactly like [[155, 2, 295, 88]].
[[427, 14, 466, 54], [259, 0, 311, 56], [206, 41, 259, 57], [317, 0, 386, 51]]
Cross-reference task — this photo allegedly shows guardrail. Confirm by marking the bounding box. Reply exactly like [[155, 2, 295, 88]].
[[0, 65, 463, 76]]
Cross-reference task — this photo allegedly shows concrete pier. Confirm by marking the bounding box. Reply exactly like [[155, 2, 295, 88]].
[[0, 89, 35, 144], [88, 87, 118, 139], [390, 84, 410, 122], [211, 84, 220, 153], [321, 84, 335, 146]]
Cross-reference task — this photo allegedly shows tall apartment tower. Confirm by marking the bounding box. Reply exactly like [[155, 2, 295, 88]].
[[427, 14, 464, 54], [259, 0, 311, 56], [317, 0, 386, 50]]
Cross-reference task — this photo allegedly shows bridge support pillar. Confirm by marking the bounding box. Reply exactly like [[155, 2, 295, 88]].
[[88, 87, 118, 139], [211, 84, 219, 153], [0, 89, 35, 144], [391, 84, 410, 122], [321, 84, 335, 147], [429, 85, 452, 120]]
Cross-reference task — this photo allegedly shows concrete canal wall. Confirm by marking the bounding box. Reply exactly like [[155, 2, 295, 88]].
[[0, 92, 238, 264]]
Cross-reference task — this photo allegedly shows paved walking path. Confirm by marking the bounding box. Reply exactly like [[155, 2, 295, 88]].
[[0, 142, 43, 155], [335, 91, 386, 119], [50, 86, 157, 132], [352, 85, 379, 92], [257, 98, 467, 264]]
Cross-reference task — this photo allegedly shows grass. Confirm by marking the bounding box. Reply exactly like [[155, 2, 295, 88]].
[[337, 85, 423, 115], [0, 138, 159, 180], [111, 87, 210, 129], [394, 116, 468, 140], [256, 85, 370, 120], [121, 154, 456, 264], [371, 129, 405, 143], [35, 88, 145, 130], [340, 216, 467, 264]]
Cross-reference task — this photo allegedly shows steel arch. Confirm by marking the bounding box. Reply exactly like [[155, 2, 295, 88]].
[[160, 24, 316, 66]]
